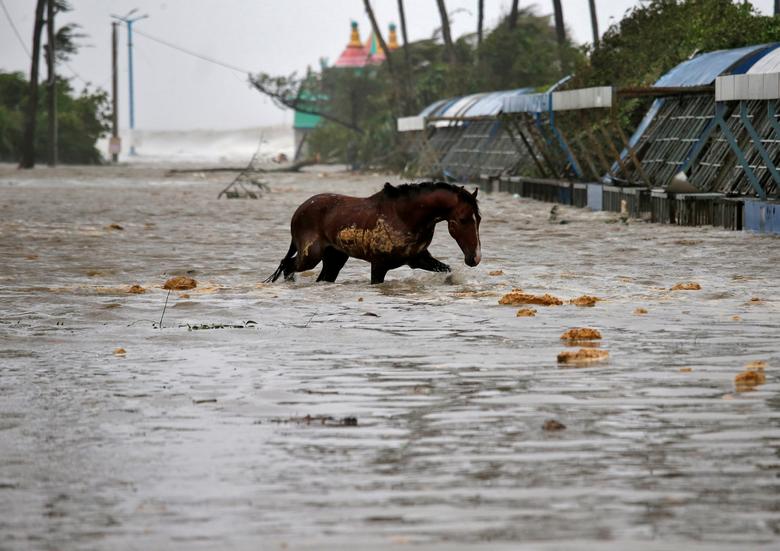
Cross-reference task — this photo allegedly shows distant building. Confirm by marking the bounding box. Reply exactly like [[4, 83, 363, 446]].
[[364, 23, 400, 64], [293, 92, 322, 161], [293, 20, 400, 159], [334, 20, 399, 68]]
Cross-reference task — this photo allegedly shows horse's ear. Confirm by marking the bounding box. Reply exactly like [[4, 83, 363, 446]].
[[472, 188, 479, 198]]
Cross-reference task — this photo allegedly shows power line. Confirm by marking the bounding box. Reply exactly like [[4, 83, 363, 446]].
[[1, 0, 92, 87], [0, 0, 31, 57], [132, 27, 254, 75]]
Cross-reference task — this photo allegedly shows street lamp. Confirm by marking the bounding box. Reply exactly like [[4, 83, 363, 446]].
[[111, 9, 149, 156]]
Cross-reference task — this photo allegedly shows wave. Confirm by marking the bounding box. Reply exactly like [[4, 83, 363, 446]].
[[97, 125, 295, 164]]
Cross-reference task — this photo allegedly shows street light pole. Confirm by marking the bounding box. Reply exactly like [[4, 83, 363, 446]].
[[111, 10, 148, 157]]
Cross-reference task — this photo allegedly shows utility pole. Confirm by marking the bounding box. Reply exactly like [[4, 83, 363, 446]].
[[19, 0, 47, 169], [111, 21, 120, 162], [588, 0, 599, 47], [47, 0, 57, 166], [776, 0, 779, 16], [111, 9, 148, 156], [551, 0, 566, 71]]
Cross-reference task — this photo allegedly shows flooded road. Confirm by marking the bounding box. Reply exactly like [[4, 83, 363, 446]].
[[1, 166, 778, 550]]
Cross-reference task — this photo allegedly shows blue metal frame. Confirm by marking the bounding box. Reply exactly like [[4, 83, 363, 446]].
[[765, 100, 780, 140], [547, 93, 583, 179], [678, 102, 766, 200], [739, 101, 780, 187]]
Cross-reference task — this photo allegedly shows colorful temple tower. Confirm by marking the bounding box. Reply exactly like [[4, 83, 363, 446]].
[[334, 21, 371, 68], [334, 20, 400, 68], [294, 20, 400, 159], [365, 23, 400, 64]]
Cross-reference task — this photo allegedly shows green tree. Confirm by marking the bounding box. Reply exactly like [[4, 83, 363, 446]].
[[0, 71, 110, 164], [581, 0, 780, 89]]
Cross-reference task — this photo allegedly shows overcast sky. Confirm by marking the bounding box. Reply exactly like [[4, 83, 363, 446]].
[[1, 1, 777, 130]]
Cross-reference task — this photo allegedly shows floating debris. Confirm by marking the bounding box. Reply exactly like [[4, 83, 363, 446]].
[[184, 321, 256, 330], [557, 348, 609, 366], [179, 293, 190, 299], [163, 276, 197, 291], [488, 270, 504, 276], [569, 295, 600, 307], [731, 315, 742, 321], [734, 361, 767, 392], [113, 348, 126, 356], [543, 419, 566, 431], [499, 289, 563, 306], [670, 282, 701, 291], [560, 327, 602, 341], [679, 367, 693, 373], [454, 290, 498, 298], [516, 308, 537, 317], [358, 297, 364, 302], [271, 415, 358, 427], [634, 307, 648, 315], [127, 284, 146, 294], [192, 398, 217, 404], [107, 223, 124, 231], [735, 362, 766, 392]]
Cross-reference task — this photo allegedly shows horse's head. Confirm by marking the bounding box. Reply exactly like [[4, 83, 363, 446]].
[[447, 187, 481, 267]]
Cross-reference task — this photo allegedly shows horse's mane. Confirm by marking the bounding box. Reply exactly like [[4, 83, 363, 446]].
[[382, 181, 480, 217]]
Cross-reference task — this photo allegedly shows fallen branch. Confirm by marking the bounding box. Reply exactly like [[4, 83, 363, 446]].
[[167, 166, 245, 174], [169, 157, 322, 177]]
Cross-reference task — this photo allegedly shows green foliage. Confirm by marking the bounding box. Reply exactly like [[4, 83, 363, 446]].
[[0, 71, 110, 163], [581, 0, 780, 89], [472, 8, 581, 92], [279, 0, 779, 171], [567, 0, 780, 135], [299, 6, 581, 170]]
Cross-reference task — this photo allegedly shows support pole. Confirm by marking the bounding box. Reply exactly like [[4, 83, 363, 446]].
[[112, 11, 148, 157], [713, 102, 765, 200], [47, 0, 57, 166], [588, 0, 599, 46], [127, 19, 136, 155], [738, 101, 780, 187], [111, 21, 119, 163]]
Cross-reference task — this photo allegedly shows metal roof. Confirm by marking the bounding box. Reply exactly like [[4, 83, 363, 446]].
[[746, 44, 780, 74], [418, 88, 532, 120], [419, 98, 452, 118], [613, 44, 780, 179], [654, 44, 771, 87], [465, 88, 533, 116]]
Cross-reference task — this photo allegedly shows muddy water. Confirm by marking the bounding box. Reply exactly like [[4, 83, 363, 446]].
[[0, 168, 778, 550]]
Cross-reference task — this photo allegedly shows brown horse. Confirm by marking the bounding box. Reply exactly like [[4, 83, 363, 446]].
[[265, 182, 481, 284]]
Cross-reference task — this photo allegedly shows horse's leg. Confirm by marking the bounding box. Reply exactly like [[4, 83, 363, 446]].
[[370, 262, 390, 284], [284, 237, 323, 279], [408, 249, 451, 273], [317, 247, 349, 282]]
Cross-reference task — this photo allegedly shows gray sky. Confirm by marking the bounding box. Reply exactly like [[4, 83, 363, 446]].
[[1, 1, 776, 130]]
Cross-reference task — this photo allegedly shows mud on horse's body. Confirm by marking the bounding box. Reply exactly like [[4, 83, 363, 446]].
[[265, 182, 481, 284]]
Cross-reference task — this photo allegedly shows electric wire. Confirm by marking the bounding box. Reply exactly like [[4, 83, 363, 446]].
[[0, 0, 91, 86], [0, 0, 31, 57], [132, 27, 253, 75]]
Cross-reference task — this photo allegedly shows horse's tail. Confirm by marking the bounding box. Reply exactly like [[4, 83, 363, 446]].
[[264, 240, 297, 283]]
